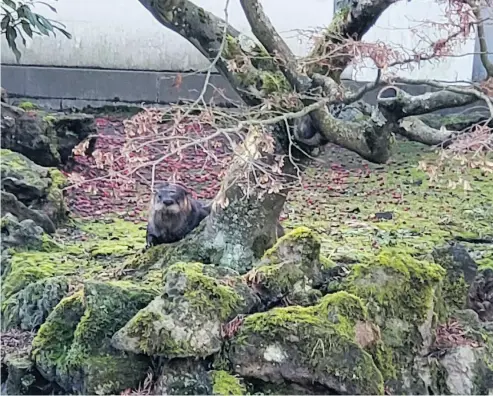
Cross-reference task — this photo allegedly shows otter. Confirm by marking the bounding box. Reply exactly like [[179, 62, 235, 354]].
[[146, 182, 211, 248]]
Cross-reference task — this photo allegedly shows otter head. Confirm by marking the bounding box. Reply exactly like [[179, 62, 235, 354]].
[[153, 182, 190, 214]]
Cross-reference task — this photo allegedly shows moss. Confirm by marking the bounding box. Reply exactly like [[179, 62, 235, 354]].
[[32, 281, 154, 394], [441, 274, 468, 313], [125, 309, 189, 356], [369, 341, 397, 381], [244, 291, 366, 340], [328, 6, 350, 33], [80, 354, 150, 395], [31, 291, 85, 378], [284, 140, 493, 268], [237, 292, 384, 395], [1, 251, 86, 301], [0, 149, 49, 191], [1, 275, 70, 331], [166, 262, 242, 321], [223, 35, 243, 59], [211, 370, 246, 395], [320, 255, 336, 269], [67, 281, 158, 364], [78, 218, 146, 258], [338, 248, 445, 383], [43, 115, 56, 125], [478, 256, 493, 270], [318, 291, 368, 337], [253, 261, 305, 295], [259, 71, 290, 94], [344, 248, 445, 324], [17, 101, 38, 110]]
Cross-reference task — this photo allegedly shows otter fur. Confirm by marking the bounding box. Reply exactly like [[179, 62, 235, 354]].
[[146, 182, 211, 248]]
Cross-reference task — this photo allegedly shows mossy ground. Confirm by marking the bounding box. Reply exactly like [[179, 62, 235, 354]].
[[283, 141, 493, 266], [1, 217, 157, 314]]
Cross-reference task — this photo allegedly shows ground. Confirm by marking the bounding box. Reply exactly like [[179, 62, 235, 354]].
[[62, 114, 493, 268]]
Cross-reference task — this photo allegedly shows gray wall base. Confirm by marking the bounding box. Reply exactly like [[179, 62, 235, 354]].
[[1, 64, 486, 115]]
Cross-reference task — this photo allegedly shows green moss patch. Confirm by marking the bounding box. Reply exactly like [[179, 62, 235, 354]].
[[211, 370, 246, 395], [31, 280, 156, 394], [231, 291, 384, 395], [165, 262, 242, 321]]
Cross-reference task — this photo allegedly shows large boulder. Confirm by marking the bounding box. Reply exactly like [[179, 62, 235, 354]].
[[1, 149, 67, 233], [228, 291, 384, 395], [338, 249, 446, 394], [0, 102, 95, 167], [32, 281, 158, 395], [112, 262, 259, 358]]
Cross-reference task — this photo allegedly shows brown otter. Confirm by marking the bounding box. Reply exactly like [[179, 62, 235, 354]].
[[146, 182, 211, 248]]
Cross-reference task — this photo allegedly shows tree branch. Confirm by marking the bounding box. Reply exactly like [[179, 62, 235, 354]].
[[136, 0, 282, 106], [377, 85, 479, 119], [308, 0, 398, 79], [239, 0, 311, 92], [398, 116, 454, 146]]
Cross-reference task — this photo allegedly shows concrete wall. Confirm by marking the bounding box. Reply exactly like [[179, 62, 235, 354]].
[[0, 0, 480, 80], [0, 0, 335, 71]]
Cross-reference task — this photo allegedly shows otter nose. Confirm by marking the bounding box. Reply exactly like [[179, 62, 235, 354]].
[[162, 198, 175, 206]]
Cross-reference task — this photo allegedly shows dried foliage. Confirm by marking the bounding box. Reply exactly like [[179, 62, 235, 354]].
[[433, 318, 480, 350]]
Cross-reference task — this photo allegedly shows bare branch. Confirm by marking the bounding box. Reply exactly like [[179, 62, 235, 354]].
[[308, 0, 398, 79], [377, 84, 479, 118], [136, 0, 274, 106], [399, 116, 455, 145]]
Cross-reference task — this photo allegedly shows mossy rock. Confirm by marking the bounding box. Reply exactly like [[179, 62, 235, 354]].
[[0, 213, 45, 252], [1, 276, 70, 331], [1, 103, 95, 167], [0, 149, 67, 231], [229, 291, 384, 395], [432, 243, 478, 316], [247, 227, 323, 306], [112, 262, 258, 358], [153, 359, 213, 395], [32, 280, 158, 394], [341, 248, 446, 392]]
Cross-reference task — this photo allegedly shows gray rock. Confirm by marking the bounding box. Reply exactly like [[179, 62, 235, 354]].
[[1, 276, 70, 331], [112, 263, 258, 358], [467, 267, 493, 322], [1, 191, 56, 234], [153, 359, 212, 395], [0, 102, 95, 167], [0, 150, 67, 233], [1, 213, 44, 251]]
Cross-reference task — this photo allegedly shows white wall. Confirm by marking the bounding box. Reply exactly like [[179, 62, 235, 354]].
[[353, 0, 477, 82], [0, 0, 478, 82], [0, 0, 334, 70]]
